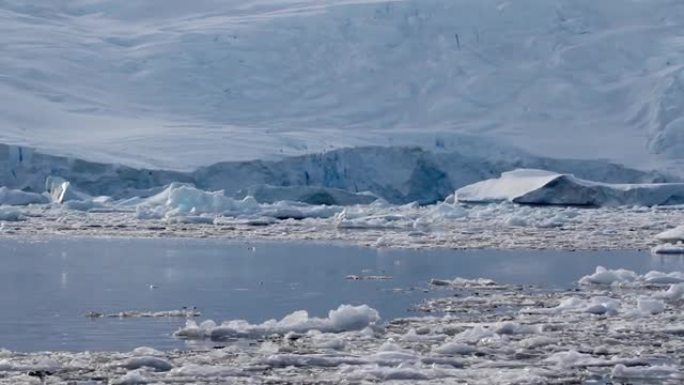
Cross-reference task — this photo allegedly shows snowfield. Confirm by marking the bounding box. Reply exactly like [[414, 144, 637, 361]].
[[1, 0, 684, 173], [0, 267, 683, 384]]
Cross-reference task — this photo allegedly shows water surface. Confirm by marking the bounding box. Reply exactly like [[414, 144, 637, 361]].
[[0, 237, 682, 352]]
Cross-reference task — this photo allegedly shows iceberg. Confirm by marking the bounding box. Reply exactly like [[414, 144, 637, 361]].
[[45, 176, 92, 204], [456, 169, 684, 207], [134, 183, 260, 219]]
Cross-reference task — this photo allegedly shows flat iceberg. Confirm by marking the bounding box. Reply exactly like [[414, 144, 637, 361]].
[[456, 169, 684, 207]]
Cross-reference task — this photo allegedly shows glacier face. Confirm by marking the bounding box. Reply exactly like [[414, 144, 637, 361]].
[[0, 143, 671, 205], [1, 0, 684, 172]]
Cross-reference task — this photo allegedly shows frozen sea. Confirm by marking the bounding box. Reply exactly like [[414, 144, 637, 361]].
[[1, 237, 683, 353]]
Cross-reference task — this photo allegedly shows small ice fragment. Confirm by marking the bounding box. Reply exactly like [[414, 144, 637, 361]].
[[579, 266, 637, 285], [433, 342, 478, 355], [123, 356, 173, 372], [637, 297, 666, 315]]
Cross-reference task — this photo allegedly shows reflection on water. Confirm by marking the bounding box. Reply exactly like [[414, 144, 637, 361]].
[[0, 237, 682, 352]]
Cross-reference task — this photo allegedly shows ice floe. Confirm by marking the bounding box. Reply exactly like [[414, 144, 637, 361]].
[[579, 266, 684, 286], [174, 305, 380, 341]]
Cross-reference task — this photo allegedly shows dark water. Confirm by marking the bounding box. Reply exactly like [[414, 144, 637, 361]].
[[0, 237, 683, 352]]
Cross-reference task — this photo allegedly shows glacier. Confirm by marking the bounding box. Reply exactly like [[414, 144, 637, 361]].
[[1, 0, 684, 175]]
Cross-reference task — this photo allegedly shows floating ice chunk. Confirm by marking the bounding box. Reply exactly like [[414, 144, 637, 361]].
[[612, 364, 680, 380], [637, 297, 666, 315], [456, 169, 684, 207], [87, 308, 200, 319], [174, 305, 380, 341], [652, 243, 684, 255], [45, 176, 91, 203], [657, 284, 684, 301], [0, 360, 13, 371], [453, 326, 497, 343], [433, 342, 478, 355], [132, 347, 164, 357], [112, 370, 148, 385], [0, 207, 24, 222], [543, 350, 607, 368], [123, 356, 173, 372], [309, 333, 347, 351], [0, 187, 48, 206], [579, 266, 638, 286], [429, 277, 497, 287], [642, 271, 684, 284], [525, 296, 621, 316], [169, 365, 245, 378], [655, 225, 684, 243], [494, 322, 540, 335], [263, 354, 364, 368], [519, 336, 558, 349], [344, 366, 437, 381]]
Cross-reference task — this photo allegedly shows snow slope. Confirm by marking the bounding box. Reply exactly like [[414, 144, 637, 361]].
[[2, 0, 684, 172]]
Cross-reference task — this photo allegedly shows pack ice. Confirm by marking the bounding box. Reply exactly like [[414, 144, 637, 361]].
[[456, 169, 684, 207]]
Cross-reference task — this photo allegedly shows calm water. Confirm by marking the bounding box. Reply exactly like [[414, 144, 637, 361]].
[[0, 237, 683, 352]]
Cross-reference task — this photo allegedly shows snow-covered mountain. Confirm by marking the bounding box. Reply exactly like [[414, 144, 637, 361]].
[[2, 0, 684, 174]]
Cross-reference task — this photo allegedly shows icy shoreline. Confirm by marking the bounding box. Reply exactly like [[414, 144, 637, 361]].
[[1, 267, 682, 384]]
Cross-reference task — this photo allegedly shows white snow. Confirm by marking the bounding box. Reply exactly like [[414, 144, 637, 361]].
[[456, 169, 684, 207]]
